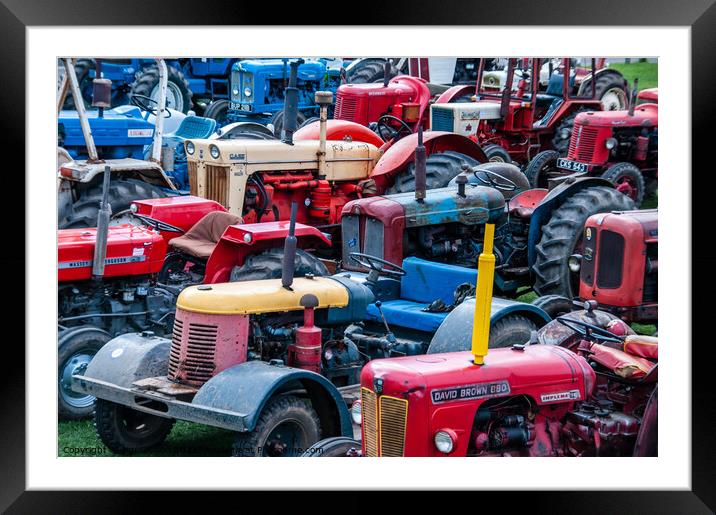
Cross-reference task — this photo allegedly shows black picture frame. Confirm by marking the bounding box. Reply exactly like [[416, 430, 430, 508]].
[[5, 0, 713, 511]]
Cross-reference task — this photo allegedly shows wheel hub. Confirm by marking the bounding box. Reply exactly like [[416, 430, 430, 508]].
[[59, 352, 95, 408]]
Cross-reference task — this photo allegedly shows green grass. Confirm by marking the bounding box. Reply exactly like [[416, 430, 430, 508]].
[[606, 61, 658, 91], [59, 419, 235, 457]]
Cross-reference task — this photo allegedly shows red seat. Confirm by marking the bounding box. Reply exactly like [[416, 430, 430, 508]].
[[589, 342, 656, 380], [623, 335, 658, 360], [168, 211, 242, 260]]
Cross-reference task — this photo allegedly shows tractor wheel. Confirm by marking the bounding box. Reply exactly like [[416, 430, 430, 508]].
[[299, 116, 320, 129], [524, 150, 561, 189], [94, 400, 175, 455], [483, 144, 512, 163], [58, 178, 169, 229], [229, 248, 328, 282], [386, 151, 482, 194], [601, 162, 646, 207], [301, 437, 361, 457], [427, 313, 538, 353], [62, 59, 95, 110], [203, 99, 230, 124], [532, 295, 574, 319], [232, 395, 321, 457], [551, 108, 591, 155], [348, 59, 396, 84], [131, 64, 193, 114], [532, 186, 635, 298], [270, 110, 307, 139], [58, 327, 110, 420], [593, 74, 629, 111]]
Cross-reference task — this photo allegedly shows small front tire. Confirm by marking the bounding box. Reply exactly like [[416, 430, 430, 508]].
[[94, 400, 175, 455]]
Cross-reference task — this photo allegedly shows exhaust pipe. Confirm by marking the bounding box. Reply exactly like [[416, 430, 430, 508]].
[[383, 60, 392, 87], [149, 59, 168, 163], [91, 59, 112, 119], [282, 59, 304, 144], [500, 59, 516, 119], [281, 201, 299, 290], [414, 125, 427, 202], [63, 58, 99, 162], [628, 78, 639, 116], [315, 90, 333, 178], [92, 166, 112, 279]]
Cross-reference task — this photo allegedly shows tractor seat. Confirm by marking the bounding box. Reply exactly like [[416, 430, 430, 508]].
[[623, 334, 658, 359], [170, 116, 217, 140], [168, 211, 242, 260], [508, 188, 548, 218], [588, 340, 657, 382]]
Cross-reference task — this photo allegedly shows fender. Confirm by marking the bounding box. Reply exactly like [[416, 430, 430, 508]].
[[434, 84, 475, 105], [633, 385, 658, 457], [192, 360, 353, 437], [388, 75, 432, 126], [294, 119, 385, 148], [211, 121, 276, 140], [428, 297, 551, 354], [370, 131, 488, 192], [132, 196, 227, 236], [203, 220, 331, 284], [82, 332, 171, 389], [58, 160, 177, 190], [527, 177, 614, 267]]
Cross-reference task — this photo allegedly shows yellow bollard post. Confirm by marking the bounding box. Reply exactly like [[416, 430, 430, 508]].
[[471, 223, 496, 365]]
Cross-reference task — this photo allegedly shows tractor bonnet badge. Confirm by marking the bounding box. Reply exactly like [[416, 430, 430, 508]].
[[540, 390, 581, 403], [431, 380, 510, 404]]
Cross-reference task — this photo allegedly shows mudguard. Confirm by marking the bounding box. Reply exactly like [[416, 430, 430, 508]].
[[527, 177, 614, 267], [293, 119, 385, 148], [82, 332, 171, 388], [370, 131, 488, 192], [434, 84, 475, 104], [428, 297, 551, 353], [212, 121, 276, 140], [192, 360, 353, 437]]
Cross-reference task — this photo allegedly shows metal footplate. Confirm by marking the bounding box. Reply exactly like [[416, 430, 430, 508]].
[[72, 374, 251, 432]]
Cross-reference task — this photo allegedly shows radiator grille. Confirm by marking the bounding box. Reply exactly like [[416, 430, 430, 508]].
[[567, 124, 599, 162], [335, 93, 358, 121], [361, 388, 379, 457], [188, 161, 198, 196], [596, 229, 625, 289], [205, 165, 229, 206], [168, 312, 218, 385], [431, 107, 455, 132]]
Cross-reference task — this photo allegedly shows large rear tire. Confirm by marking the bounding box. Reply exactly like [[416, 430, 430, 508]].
[[386, 151, 482, 194], [229, 248, 328, 282], [232, 395, 321, 457], [427, 313, 538, 353], [270, 110, 307, 140], [58, 327, 110, 420], [532, 186, 635, 298], [348, 59, 397, 84], [593, 73, 629, 111], [94, 400, 175, 455], [58, 178, 169, 229], [483, 144, 512, 163], [531, 295, 573, 319], [203, 99, 230, 124], [62, 59, 94, 110], [131, 65, 193, 114]]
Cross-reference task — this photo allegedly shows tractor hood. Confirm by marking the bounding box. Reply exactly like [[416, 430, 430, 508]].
[[575, 105, 657, 128], [361, 345, 595, 407]]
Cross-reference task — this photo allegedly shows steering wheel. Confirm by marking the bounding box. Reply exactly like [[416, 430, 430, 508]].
[[132, 213, 184, 234], [376, 115, 414, 142], [349, 252, 406, 279], [130, 93, 172, 119], [472, 168, 517, 191], [556, 316, 625, 345]]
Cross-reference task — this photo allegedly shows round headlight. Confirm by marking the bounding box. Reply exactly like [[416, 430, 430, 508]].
[[568, 254, 582, 273], [130, 203, 138, 213], [185, 141, 195, 155], [243, 233, 252, 243], [605, 137, 618, 150], [434, 430, 456, 454], [232, 88, 239, 96], [209, 144, 220, 159], [560, 128, 571, 139], [351, 400, 362, 425], [244, 87, 252, 97]]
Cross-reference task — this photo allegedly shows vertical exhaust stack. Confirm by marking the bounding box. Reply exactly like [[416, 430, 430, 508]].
[[628, 78, 639, 116], [92, 166, 112, 280], [281, 201, 299, 290], [383, 60, 392, 88], [91, 59, 112, 119], [414, 125, 427, 202], [63, 58, 99, 163], [149, 59, 169, 164], [282, 58, 304, 145], [315, 90, 333, 178], [500, 59, 516, 119]]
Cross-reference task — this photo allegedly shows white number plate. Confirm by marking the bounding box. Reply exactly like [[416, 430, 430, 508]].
[[557, 158, 588, 173]]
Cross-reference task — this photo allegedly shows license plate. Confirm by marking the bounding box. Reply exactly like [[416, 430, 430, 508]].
[[231, 102, 253, 112], [557, 158, 588, 173]]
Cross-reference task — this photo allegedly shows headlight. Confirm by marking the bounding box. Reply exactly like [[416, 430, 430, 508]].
[[560, 128, 571, 139], [209, 144, 220, 159], [185, 141, 195, 155], [244, 87, 252, 97], [232, 88, 239, 96], [243, 233, 252, 243], [130, 203, 138, 213], [351, 400, 362, 425], [434, 430, 456, 454], [605, 137, 618, 150], [568, 254, 582, 272]]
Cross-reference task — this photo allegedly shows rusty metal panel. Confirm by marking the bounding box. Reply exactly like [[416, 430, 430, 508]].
[[363, 217, 385, 261]]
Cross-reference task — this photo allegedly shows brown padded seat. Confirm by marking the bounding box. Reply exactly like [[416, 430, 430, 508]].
[[169, 211, 242, 259]]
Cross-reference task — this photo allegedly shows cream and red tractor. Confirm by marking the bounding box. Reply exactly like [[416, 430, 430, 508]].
[[524, 83, 657, 206], [304, 223, 658, 458]]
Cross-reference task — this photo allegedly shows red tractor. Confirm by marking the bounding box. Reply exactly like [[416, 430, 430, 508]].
[[524, 83, 658, 206], [430, 58, 629, 163], [304, 224, 657, 458]]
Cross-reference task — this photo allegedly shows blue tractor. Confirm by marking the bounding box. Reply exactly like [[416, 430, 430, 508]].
[[206, 58, 342, 136]]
